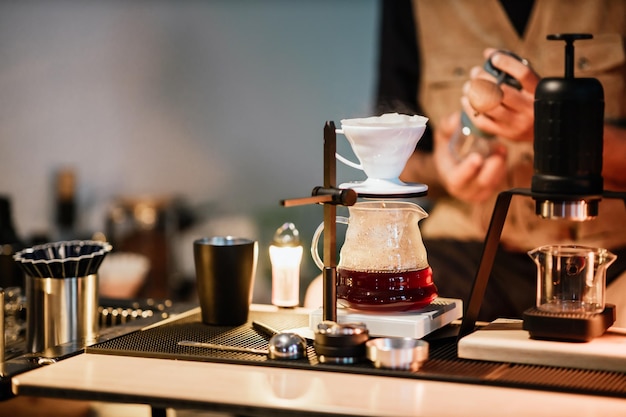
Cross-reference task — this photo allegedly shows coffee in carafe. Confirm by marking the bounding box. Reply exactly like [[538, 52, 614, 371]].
[[337, 267, 436, 311]]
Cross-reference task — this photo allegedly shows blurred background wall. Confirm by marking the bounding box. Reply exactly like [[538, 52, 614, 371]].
[[0, 0, 379, 303]]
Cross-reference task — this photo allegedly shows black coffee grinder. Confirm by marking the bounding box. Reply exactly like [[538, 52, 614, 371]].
[[458, 34, 626, 342]]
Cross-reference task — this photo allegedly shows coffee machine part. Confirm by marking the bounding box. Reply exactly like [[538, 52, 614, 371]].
[[522, 244, 617, 342], [522, 304, 616, 343], [531, 34, 604, 221], [313, 321, 369, 364], [281, 187, 357, 208], [529, 245, 616, 315]]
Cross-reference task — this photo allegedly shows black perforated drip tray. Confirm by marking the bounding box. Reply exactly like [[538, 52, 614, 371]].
[[86, 309, 626, 398]]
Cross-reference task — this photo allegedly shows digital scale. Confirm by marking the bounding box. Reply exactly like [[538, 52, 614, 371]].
[[309, 298, 462, 339]]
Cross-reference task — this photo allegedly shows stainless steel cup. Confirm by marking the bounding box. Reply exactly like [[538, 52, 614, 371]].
[[26, 274, 99, 353], [193, 237, 258, 326]]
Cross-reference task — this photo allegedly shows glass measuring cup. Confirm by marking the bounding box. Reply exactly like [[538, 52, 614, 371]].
[[529, 245, 616, 314]]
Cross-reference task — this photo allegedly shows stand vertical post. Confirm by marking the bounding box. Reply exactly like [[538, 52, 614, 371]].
[[322, 122, 338, 322]]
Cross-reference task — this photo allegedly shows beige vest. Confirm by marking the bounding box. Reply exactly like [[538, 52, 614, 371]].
[[412, 0, 626, 251]]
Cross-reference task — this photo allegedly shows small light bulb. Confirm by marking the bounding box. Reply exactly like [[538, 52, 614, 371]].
[[269, 222, 303, 308]]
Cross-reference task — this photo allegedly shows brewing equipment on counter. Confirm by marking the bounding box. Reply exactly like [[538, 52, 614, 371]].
[[458, 34, 626, 342], [313, 321, 369, 364], [282, 113, 460, 331], [334, 113, 428, 197], [13, 240, 112, 353], [97, 297, 173, 328], [365, 336, 429, 371], [531, 34, 605, 221], [522, 244, 617, 342], [529, 245, 616, 315]]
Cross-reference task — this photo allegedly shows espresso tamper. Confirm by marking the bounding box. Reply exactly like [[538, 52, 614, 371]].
[[314, 321, 369, 364]]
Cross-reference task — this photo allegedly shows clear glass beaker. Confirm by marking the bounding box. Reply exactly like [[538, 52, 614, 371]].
[[529, 245, 616, 314]]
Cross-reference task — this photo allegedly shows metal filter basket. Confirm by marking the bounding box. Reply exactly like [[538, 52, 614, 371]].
[[14, 240, 112, 353]]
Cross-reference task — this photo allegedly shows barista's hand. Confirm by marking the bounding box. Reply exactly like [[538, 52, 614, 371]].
[[462, 48, 540, 143], [434, 112, 508, 203]]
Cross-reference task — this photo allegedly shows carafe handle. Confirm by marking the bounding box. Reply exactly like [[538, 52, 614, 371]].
[[334, 129, 363, 171], [310, 216, 348, 270]]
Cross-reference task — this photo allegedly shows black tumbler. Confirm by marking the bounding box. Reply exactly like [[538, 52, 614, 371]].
[[193, 237, 258, 326]]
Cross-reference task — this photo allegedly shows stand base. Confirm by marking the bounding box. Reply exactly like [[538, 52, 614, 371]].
[[309, 298, 462, 339], [522, 304, 616, 342]]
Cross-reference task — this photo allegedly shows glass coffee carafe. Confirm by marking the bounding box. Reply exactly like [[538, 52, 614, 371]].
[[312, 201, 437, 312]]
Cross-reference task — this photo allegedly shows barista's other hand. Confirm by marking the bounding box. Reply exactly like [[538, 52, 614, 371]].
[[463, 48, 540, 143], [434, 113, 507, 203]]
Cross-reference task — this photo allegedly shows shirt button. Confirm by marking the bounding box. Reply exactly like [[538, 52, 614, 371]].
[[577, 57, 590, 71]]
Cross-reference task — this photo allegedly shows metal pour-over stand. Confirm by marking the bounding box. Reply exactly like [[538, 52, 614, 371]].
[[282, 121, 429, 323]]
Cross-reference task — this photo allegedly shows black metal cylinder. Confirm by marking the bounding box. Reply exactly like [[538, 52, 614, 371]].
[[531, 34, 604, 196]]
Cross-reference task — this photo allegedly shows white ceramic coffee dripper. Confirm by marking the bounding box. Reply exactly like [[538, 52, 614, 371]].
[[336, 113, 428, 195]]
